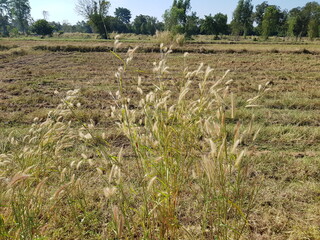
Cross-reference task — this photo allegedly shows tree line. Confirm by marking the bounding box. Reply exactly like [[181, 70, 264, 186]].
[[0, 0, 31, 36], [0, 0, 320, 40]]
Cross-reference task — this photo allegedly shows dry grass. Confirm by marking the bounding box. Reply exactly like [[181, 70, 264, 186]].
[[0, 38, 319, 239], [155, 31, 186, 46]]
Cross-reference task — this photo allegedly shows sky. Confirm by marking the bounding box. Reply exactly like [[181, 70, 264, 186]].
[[29, 0, 310, 24]]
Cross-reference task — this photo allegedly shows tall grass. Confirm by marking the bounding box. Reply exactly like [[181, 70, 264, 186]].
[[155, 30, 186, 46], [0, 39, 269, 239], [105, 42, 267, 239]]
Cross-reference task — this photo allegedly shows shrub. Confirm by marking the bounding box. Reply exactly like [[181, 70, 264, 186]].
[[31, 19, 54, 37]]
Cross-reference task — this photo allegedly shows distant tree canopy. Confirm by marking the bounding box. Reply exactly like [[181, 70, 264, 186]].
[[70, 0, 320, 40], [185, 12, 200, 36], [163, 0, 191, 34], [114, 7, 131, 24], [10, 0, 31, 34], [0, 0, 31, 36], [282, 2, 320, 40], [261, 6, 282, 39], [0, 0, 10, 36], [231, 0, 254, 37], [132, 15, 163, 35], [201, 13, 228, 36], [0, 0, 318, 40], [76, 0, 110, 38], [254, 1, 269, 34], [31, 19, 54, 36]]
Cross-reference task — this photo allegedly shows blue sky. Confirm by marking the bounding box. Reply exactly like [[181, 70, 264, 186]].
[[30, 0, 309, 24]]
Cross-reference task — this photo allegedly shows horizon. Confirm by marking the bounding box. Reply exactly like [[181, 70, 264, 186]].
[[30, 0, 309, 24]]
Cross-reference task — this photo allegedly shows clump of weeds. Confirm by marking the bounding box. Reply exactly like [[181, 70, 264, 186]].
[[0, 36, 270, 239]]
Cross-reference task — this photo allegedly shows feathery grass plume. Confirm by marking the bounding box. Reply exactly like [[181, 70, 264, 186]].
[[155, 31, 174, 46], [126, 46, 139, 64], [113, 34, 122, 51], [8, 171, 30, 187], [106, 40, 265, 238], [103, 186, 117, 199], [112, 205, 124, 238], [155, 31, 186, 47], [175, 34, 186, 46]]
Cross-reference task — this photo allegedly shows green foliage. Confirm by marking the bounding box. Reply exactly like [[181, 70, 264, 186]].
[[254, 2, 288, 37], [305, 2, 320, 39], [254, 1, 269, 34], [31, 19, 54, 37], [308, 19, 319, 40], [262, 6, 282, 39], [132, 15, 161, 35], [164, 0, 191, 34], [200, 15, 215, 35], [88, 13, 107, 38], [9, 0, 31, 34], [76, 0, 110, 38], [0, 0, 31, 35], [201, 13, 228, 36], [106, 16, 128, 33], [287, 8, 307, 39], [114, 7, 131, 24], [232, 0, 253, 37], [213, 13, 228, 36], [9, 27, 19, 37], [51, 21, 93, 34], [0, 16, 9, 36], [185, 11, 200, 36], [287, 2, 320, 40], [0, 0, 10, 36]]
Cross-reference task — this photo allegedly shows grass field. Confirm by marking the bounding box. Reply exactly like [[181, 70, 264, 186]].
[[0, 37, 319, 239]]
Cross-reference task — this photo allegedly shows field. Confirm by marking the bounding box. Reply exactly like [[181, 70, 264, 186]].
[[0, 36, 319, 239]]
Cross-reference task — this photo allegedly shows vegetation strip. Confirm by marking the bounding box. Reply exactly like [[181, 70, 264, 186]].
[[32, 44, 319, 55]]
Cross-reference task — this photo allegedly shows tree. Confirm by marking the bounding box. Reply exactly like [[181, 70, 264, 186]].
[[287, 8, 307, 39], [9, 0, 31, 34], [114, 7, 131, 24], [74, 20, 93, 33], [200, 13, 228, 37], [185, 12, 200, 36], [261, 6, 282, 39], [163, 0, 191, 34], [277, 10, 288, 37], [231, 0, 253, 37], [76, 0, 110, 38], [213, 13, 228, 36], [132, 15, 161, 35], [105, 16, 128, 33], [200, 15, 215, 35], [132, 14, 147, 34], [308, 18, 319, 40], [254, 1, 269, 34], [0, 0, 10, 36], [31, 19, 54, 36], [304, 2, 320, 39]]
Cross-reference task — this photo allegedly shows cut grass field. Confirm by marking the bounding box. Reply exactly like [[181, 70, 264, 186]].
[[0, 37, 319, 239]]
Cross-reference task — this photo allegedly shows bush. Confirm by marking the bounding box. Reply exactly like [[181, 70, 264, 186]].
[[31, 19, 54, 37]]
